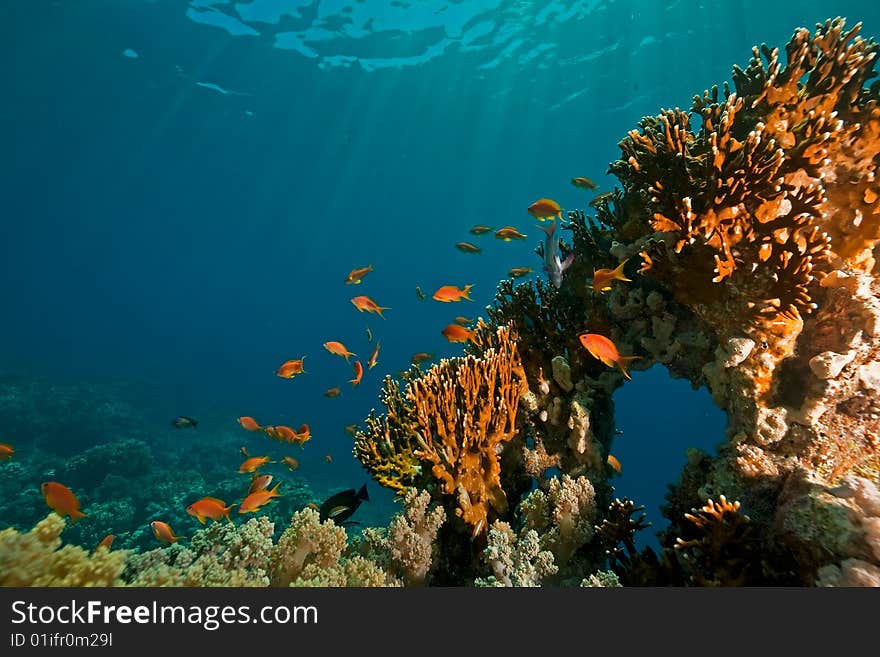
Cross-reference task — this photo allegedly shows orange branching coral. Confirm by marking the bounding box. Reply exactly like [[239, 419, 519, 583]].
[[674, 495, 756, 586], [408, 324, 528, 536], [613, 18, 879, 345], [355, 325, 528, 537]]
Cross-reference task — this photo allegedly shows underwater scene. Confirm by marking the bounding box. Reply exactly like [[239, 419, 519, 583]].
[[1, 0, 880, 587]]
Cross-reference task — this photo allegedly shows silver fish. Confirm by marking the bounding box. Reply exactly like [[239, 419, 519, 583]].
[[537, 222, 574, 288]]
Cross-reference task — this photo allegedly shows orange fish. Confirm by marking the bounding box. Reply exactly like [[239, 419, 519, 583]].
[[410, 352, 435, 365], [239, 456, 273, 473], [238, 483, 282, 514], [433, 284, 473, 302], [263, 426, 280, 440], [508, 267, 533, 278], [344, 424, 358, 437], [571, 176, 598, 190], [528, 198, 562, 221], [591, 259, 631, 293], [324, 341, 356, 362], [578, 333, 640, 380], [442, 324, 475, 343], [367, 342, 380, 370], [351, 295, 390, 318], [325, 454, 333, 464], [151, 520, 184, 544], [607, 454, 622, 476], [186, 497, 234, 524], [41, 482, 87, 522], [454, 316, 473, 325], [249, 474, 274, 493], [276, 357, 306, 378], [293, 424, 311, 445], [469, 225, 493, 235], [325, 387, 341, 398], [495, 226, 527, 241], [270, 425, 298, 442], [282, 456, 299, 471], [345, 264, 374, 285], [350, 360, 364, 386], [0, 443, 14, 460], [455, 241, 481, 254], [94, 534, 114, 552], [238, 416, 261, 432]]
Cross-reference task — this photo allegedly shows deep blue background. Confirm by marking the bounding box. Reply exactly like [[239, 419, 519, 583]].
[[2, 0, 877, 546]]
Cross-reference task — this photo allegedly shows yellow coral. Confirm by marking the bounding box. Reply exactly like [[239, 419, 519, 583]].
[[0, 514, 128, 586]]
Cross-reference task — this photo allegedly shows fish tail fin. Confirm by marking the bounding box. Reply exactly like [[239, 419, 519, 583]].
[[463, 284, 474, 300], [379, 306, 390, 318], [536, 223, 555, 239], [617, 356, 641, 380], [358, 484, 370, 502], [270, 482, 283, 496], [71, 509, 88, 523], [613, 259, 632, 281]]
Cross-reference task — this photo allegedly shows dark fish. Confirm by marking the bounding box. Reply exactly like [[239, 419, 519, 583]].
[[171, 416, 198, 429], [319, 484, 369, 524], [415, 286, 427, 301]]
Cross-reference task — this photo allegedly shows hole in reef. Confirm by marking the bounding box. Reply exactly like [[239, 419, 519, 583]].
[[610, 364, 726, 552]]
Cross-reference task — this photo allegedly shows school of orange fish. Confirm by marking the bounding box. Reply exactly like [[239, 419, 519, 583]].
[[1, 177, 637, 549]]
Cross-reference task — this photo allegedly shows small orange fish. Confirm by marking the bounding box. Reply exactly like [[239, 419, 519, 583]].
[[186, 497, 234, 524], [151, 520, 184, 544], [367, 342, 380, 370], [351, 295, 390, 318], [345, 264, 374, 285], [249, 474, 274, 493], [239, 456, 273, 473], [528, 198, 562, 221], [282, 456, 299, 471], [324, 341, 356, 362], [469, 225, 493, 235], [442, 324, 475, 343], [607, 454, 622, 476], [325, 454, 333, 464], [293, 424, 311, 445], [344, 424, 358, 437], [433, 284, 473, 302], [455, 241, 481, 254], [307, 502, 320, 511], [325, 387, 341, 398], [238, 416, 261, 431], [571, 176, 598, 190], [495, 226, 527, 241], [270, 425, 298, 442], [263, 425, 280, 440], [276, 357, 306, 378], [454, 316, 473, 326], [578, 333, 640, 380], [350, 360, 364, 386], [238, 483, 282, 514], [410, 352, 435, 365], [0, 443, 14, 460], [94, 534, 115, 552], [41, 482, 87, 522], [508, 267, 533, 278], [591, 259, 631, 293]]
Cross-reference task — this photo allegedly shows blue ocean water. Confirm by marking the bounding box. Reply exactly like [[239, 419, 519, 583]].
[[1, 0, 878, 551]]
